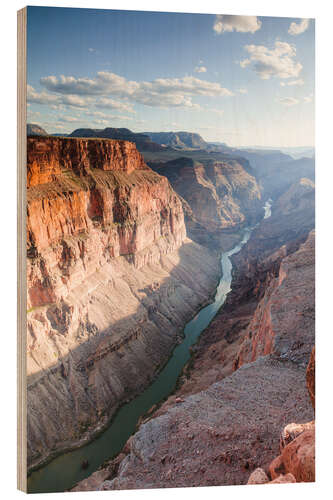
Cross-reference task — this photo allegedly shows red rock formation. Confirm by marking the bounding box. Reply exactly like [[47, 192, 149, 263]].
[[234, 230, 315, 370], [26, 136, 220, 470], [27, 136, 147, 187], [27, 137, 185, 309], [280, 427, 315, 482]]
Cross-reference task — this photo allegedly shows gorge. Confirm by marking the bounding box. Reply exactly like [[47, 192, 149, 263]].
[[26, 130, 315, 493], [26, 136, 221, 472], [28, 220, 255, 493]]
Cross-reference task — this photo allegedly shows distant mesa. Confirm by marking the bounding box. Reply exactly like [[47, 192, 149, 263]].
[[27, 123, 48, 136], [144, 131, 207, 150], [69, 127, 167, 152]]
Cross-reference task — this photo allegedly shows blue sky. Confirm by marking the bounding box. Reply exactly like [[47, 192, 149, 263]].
[[27, 7, 315, 147]]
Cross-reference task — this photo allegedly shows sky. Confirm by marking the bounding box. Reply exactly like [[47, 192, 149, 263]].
[[27, 7, 315, 148]]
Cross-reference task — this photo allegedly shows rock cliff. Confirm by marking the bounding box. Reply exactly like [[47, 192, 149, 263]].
[[144, 131, 207, 150], [154, 177, 315, 397], [233, 148, 315, 200], [69, 127, 166, 152], [76, 180, 315, 491], [26, 136, 220, 470], [234, 230, 315, 369], [150, 157, 262, 250], [27, 123, 48, 136]]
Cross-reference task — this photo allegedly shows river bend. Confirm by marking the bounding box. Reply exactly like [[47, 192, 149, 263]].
[[28, 204, 271, 493]]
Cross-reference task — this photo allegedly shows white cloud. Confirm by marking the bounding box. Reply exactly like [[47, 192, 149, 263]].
[[213, 15, 261, 34], [86, 110, 134, 121], [95, 97, 135, 113], [304, 93, 314, 103], [86, 110, 109, 118], [41, 122, 66, 131], [240, 41, 302, 80], [27, 85, 90, 108], [279, 97, 299, 106], [209, 108, 224, 115], [237, 88, 248, 94], [133, 118, 146, 125], [90, 119, 110, 125], [28, 85, 136, 115], [39, 71, 234, 109], [239, 59, 251, 68], [288, 19, 310, 36], [194, 66, 207, 73], [58, 116, 81, 123], [280, 79, 304, 87], [27, 110, 42, 123], [27, 110, 41, 117], [27, 84, 59, 105]]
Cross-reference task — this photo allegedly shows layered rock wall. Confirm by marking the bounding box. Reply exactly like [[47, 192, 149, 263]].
[[26, 137, 220, 469], [152, 178, 315, 399], [72, 170, 315, 492], [235, 230, 315, 369], [92, 230, 314, 491], [150, 157, 262, 250]]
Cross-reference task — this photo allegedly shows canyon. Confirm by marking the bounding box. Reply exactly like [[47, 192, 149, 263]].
[[73, 168, 315, 491], [27, 136, 222, 470], [26, 130, 315, 492], [148, 156, 262, 251]]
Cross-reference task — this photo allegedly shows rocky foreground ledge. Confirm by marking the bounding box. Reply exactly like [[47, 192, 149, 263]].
[[248, 346, 315, 485]]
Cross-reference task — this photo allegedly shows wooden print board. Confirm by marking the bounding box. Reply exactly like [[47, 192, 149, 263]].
[[17, 6, 315, 493]]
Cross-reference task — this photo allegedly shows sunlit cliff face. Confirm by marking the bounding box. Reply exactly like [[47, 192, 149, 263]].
[[26, 136, 220, 469], [27, 136, 186, 374]]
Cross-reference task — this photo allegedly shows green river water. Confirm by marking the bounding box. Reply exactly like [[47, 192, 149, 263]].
[[28, 200, 272, 493]]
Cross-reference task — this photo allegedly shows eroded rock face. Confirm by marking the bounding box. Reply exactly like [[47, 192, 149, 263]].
[[280, 427, 315, 482], [150, 157, 262, 250], [27, 135, 147, 188], [234, 230, 315, 369], [152, 180, 315, 401], [84, 182, 315, 492], [26, 137, 220, 470]]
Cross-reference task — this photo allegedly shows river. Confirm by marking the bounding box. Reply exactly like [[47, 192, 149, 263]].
[[28, 204, 272, 493], [264, 198, 273, 219]]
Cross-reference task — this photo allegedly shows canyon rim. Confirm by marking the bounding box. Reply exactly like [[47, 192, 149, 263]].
[[20, 6, 315, 495]]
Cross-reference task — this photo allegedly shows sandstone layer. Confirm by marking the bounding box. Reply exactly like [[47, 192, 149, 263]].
[[26, 136, 220, 470]]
